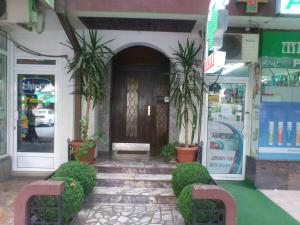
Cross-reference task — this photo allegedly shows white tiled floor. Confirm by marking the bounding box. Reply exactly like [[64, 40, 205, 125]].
[[261, 189, 300, 222]]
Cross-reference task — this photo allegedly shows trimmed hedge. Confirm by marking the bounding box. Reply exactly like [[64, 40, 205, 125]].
[[53, 161, 96, 197], [53, 177, 84, 224], [178, 184, 194, 225], [39, 177, 84, 225], [178, 184, 223, 225], [171, 162, 214, 197]]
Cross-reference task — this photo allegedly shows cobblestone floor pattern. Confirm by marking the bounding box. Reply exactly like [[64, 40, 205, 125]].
[[72, 203, 184, 225]]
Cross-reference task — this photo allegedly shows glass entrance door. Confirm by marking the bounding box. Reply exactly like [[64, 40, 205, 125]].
[[14, 73, 56, 170], [205, 79, 249, 179]]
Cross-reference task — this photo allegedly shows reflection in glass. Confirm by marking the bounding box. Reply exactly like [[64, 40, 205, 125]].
[[0, 54, 7, 156], [17, 75, 55, 153], [206, 83, 245, 175]]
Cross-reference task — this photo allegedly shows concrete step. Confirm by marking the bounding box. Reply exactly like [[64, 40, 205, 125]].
[[95, 165, 175, 174], [89, 187, 176, 205], [94, 161, 176, 174], [96, 173, 172, 188]]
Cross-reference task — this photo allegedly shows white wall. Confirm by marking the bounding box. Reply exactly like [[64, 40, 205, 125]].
[[9, 11, 74, 170]]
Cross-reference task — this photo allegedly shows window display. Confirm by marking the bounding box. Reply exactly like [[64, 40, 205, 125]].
[[258, 31, 300, 160], [17, 75, 55, 153]]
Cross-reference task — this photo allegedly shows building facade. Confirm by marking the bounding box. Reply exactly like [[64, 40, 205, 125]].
[[0, 0, 299, 187]]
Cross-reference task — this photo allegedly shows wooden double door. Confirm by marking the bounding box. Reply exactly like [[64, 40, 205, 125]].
[[111, 67, 170, 155]]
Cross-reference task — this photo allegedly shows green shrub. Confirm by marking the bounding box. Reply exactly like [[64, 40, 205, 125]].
[[160, 143, 176, 161], [53, 161, 96, 197], [171, 162, 214, 197], [178, 184, 224, 225], [37, 177, 84, 225], [53, 177, 84, 225]]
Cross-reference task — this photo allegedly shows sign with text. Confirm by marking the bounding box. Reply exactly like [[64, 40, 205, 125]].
[[204, 50, 226, 73], [261, 31, 300, 68], [21, 78, 52, 95], [276, 0, 300, 15]]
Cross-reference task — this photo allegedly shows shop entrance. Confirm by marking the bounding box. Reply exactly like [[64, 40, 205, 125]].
[[13, 60, 57, 171], [111, 46, 170, 155], [203, 77, 250, 180]]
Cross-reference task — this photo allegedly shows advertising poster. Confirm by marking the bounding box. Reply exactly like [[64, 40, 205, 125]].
[[207, 83, 245, 175], [207, 121, 243, 174], [259, 102, 300, 159]]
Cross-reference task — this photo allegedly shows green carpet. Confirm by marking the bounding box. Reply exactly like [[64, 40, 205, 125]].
[[217, 181, 300, 225]]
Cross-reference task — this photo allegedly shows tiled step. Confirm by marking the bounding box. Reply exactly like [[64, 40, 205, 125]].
[[94, 161, 176, 174], [95, 165, 175, 174], [96, 173, 172, 188], [88, 187, 176, 205]]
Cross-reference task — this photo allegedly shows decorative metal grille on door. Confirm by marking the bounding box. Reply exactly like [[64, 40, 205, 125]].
[[156, 77, 169, 137], [126, 77, 138, 137]]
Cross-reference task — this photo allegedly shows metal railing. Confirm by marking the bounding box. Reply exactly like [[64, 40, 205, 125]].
[[192, 200, 225, 225], [27, 195, 62, 225]]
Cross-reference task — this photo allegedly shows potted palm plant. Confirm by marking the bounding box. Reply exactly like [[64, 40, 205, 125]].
[[65, 30, 113, 163], [170, 39, 205, 163]]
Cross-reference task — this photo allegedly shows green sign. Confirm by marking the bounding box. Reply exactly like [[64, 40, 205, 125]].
[[261, 31, 300, 58], [206, 0, 228, 52], [207, 4, 218, 51], [277, 0, 300, 15]]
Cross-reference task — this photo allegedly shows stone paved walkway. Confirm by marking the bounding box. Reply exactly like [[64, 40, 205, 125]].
[[72, 203, 183, 225], [71, 157, 184, 225], [0, 177, 40, 225]]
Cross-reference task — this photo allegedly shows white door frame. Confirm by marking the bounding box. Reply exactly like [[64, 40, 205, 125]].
[[201, 75, 251, 180], [13, 56, 59, 172]]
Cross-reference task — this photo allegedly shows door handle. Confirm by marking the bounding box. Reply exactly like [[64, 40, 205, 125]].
[[147, 106, 151, 116]]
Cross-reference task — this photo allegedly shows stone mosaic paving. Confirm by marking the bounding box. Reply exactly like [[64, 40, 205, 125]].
[[71, 203, 184, 225]]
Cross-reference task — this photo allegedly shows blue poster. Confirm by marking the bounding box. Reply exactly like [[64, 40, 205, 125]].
[[258, 102, 300, 160]]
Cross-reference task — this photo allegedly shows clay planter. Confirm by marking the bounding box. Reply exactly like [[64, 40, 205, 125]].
[[176, 146, 197, 163], [70, 140, 96, 164]]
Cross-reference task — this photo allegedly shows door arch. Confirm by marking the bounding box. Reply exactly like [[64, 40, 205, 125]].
[[111, 46, 170, 155]]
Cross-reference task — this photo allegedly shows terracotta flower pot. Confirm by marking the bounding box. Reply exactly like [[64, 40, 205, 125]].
[[70, 140, 96, 164], [176, 146, 197, 163]]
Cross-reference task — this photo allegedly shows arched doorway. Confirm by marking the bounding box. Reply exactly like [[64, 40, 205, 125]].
[[111, 46, 170, 155]]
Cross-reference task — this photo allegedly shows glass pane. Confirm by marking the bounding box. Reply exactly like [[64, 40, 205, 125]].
[[17, 59, 56, 65], [17, 75, 55, 153], [0, 54, 7, 156], [206, 83, 245, 175], [261, 68, 300, 102], [126, 78, 138, 137], [0, 31, 7, 51]]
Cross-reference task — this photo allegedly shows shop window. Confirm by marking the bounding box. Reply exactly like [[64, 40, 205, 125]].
[[17, 75, 55, 153], [261, 68, 300, 102]]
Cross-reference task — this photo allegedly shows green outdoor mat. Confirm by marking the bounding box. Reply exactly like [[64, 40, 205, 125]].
[[217, 181, 300, 225]]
